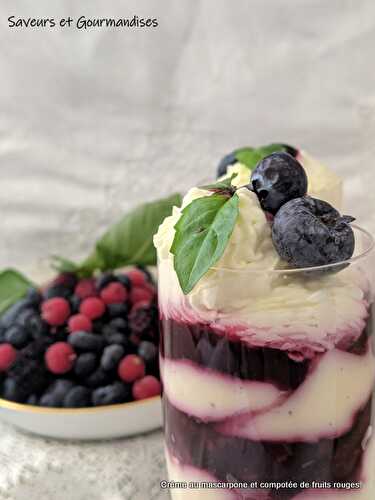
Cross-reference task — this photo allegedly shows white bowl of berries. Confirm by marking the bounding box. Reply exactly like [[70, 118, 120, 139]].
[[0, 267, 163, 440]]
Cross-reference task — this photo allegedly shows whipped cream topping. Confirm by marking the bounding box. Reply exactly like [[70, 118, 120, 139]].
[[154, 155, 367, 355]]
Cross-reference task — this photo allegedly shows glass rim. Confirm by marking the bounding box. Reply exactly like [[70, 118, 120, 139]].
[[210, 224, 375, 275]]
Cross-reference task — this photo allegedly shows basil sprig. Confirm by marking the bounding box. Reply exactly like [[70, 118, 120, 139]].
[[0, 269, 34, 315], [171, 184, 239, 294], [235, 143, 290, 171]]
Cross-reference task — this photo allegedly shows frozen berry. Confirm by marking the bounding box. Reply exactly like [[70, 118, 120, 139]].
[[1, 298, 33, 329], [25, 288, 42, 306], [74, 352, 97, 377], [116, 274, 132, 290], [63, 386, 91, 408], [4, 325, 29, 349], [100, 282, 128, 305], [68, 314, 93, 333], [132, 375, 161, 400], [107, 303, 129, 318], [51, 272, 78, 289], [101, 344, 125, 371], [95, 272, 117, 290], [92, 382, 130, 406], [68, 331, 104, 352], [40, 379, 74, 407], [42, 297, 71, 326], [0, 344, 17, 371], [45, 342, 76, 374], [2, 378, 25, 402], [129, 303, 153, 336], [74, 278, 97, 299], [129, 286, 154, 306], [138, 341, 157, 363], [43, 284, 71, 300], [272, 196, 355, 268], [109, 317, 128, 333], [80, 297, 105, 319], [126, 269, 148, 287], [118, 354, 145, 383], [249, 152, 308, 214], [84, 368, 112, 388]]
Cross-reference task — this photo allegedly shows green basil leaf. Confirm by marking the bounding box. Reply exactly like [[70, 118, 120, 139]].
[[0, 269, 34, 315], [235, 143, 288, 171], [171, 193, 239, 294], [199, 174, 236, 192], [79, 193, 182, 274]]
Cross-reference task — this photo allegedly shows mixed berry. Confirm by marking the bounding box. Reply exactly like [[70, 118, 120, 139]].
[[0, 267, 161, 408]]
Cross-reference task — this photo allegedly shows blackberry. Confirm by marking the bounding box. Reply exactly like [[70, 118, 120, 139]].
[[129, 304, 154, 336], [92, 382, 130, 406], [63, 386, 91, 408]]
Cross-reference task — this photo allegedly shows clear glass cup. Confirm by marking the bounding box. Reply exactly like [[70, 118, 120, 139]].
[[158, 226, 375, 500]]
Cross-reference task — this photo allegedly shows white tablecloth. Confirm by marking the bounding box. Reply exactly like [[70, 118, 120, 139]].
[[1, 0, 375, 498]]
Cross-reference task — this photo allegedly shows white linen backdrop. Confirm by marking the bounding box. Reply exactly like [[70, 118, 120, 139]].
[[0, 1, 375, 499]]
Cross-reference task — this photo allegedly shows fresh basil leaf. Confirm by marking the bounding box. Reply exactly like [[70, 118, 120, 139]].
[[199, 174, 236, 192], [0, 269, 34, 315], [50, 256, 80, 274], [78, 193, 182, 274], [171, 193, 239, 294], [235, 143, 288, 171]]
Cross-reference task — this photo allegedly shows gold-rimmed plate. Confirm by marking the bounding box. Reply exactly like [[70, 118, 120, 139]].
[[0, 396, 162, 440]]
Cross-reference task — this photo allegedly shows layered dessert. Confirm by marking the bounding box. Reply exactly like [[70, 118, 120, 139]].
[[155, 147, 375, 499]]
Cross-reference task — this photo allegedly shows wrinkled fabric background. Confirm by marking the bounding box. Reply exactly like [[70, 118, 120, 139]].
[[0, 1, 375, 499]]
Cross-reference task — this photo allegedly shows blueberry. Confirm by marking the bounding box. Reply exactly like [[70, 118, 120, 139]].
[[17, 309, 48, 339], [107, 303, 129, 318], [70, 295, 81, 314], [2, 378, 26, 402], [272, 196, 355, 268], [103, 329, 131, 349], [249, 152, 308, 214], [68, 331, 104, 352], [27, 394, 38, 405], [100, 344, 124, 371], [116, 274, 132, 290], [84, 368, 112, 388], [1, 298, 33, 329], [92, 319, 106, 334], [43, 284, 71, 300], [281, 143, 298, 158], [95, 272, 117, 290], [216, 151, 238, 178], [74, 352, 97, 377], [63, 386, 91, 408], [92, 382, 130, 406], [138, 341, 157, 363], [109, 318, 128, 333], [4, 325, 30, 348], [25, 288, 42, 306], [40, 379, 74, 407]]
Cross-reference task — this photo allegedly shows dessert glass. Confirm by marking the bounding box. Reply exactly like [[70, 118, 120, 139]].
[[158, 226, 375, 500]]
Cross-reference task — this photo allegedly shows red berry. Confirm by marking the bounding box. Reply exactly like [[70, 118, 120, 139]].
[[0, 344, 17, 372], [118, 354, 145, 383], [45, 342, 76, 374], [130, 286, 155, 306], [132, 375, 161, 400], [100, 282, 128, 305], [74, 278, 97, 299], [127, 269, 147, 287], [80, 297, 106, 319], [41, 297, 71, 326], [68, 314, 92, 333]]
